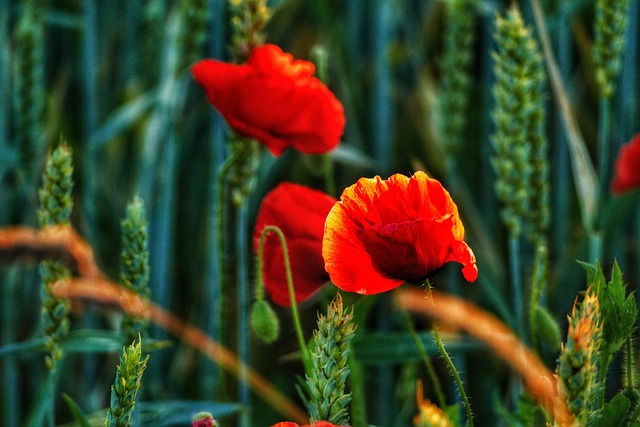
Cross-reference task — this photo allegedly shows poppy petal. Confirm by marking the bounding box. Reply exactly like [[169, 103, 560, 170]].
[[254, 183, 336, 306], [249, 44, 315, 79], [192, 44, 345, 156], [323, 171, 477, 294], [323, 198, 405, 294], [612, 133, 640, 194]]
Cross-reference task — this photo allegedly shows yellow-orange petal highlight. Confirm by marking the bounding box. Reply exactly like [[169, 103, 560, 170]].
[[322, 171, 477, 294], [414, 380, 453, 427]]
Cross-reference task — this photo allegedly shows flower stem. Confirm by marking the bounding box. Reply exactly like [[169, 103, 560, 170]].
[[626, 336, 634, 390], [400, 300, 446, 410], [598, 363, 609, 409], [236, 202, 251, 427], [424, 282, 474, 427], [47, 369, 55, 427], [216, 157, 233, 303], [432, 322, 474, 427], [259, 225, 312, 372], [528, 245, 547, 353], [591, 97, 611, 262]]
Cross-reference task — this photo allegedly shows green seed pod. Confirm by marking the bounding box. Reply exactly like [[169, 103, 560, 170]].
[[250, 299, 280, 344]]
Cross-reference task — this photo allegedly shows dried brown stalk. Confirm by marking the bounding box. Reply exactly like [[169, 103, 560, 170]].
[[0, 225, 102, 279]]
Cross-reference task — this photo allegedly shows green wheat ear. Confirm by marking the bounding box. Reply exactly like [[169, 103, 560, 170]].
[[306, 294, 356, 426], [592, 0, 630, 99], [14, 0, 48, 192], [105, 338, 149, 427], [556, 286, 601, 425], [226, 135, 262, 207], [120, 196, 151, 345], [438, 0, 478, 156], [177, 0, 211, 74], [491, 5, 548, 241], [222, 0, 271, 205], [38, 142, 74, 370], [228, 0, 271, 63]]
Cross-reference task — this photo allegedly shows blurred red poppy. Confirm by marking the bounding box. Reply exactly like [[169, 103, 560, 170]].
[[192, 44, 345, 157], [612, 133, 640, 194], [323, 171, 477, 294], [253, 182, 336, 306], [271, 422, 348, 427]]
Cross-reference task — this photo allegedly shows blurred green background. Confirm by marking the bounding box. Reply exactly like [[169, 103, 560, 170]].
[[1, 0, 639, 425]]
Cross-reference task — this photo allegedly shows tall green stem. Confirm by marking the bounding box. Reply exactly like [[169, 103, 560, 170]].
[[591, 97, 611, 262], [236, 203, 250, 427], [424, 282, 474, 427], [626, 336, 634, 390], [400, 303, 446, 410], [432, 322, 474, 427], [257, 226, 312, 371], [214, 156, 233, 394], [216, 158, 233, 299], [509, 236, 523, 337], [528, 245, 547, 354]]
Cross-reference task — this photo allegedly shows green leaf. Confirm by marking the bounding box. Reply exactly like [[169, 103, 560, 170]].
[[24, 370, 59, 427], [89, 90, 158, 150], [353, 331, 480, 365], [494, 392, 546, 427], [0, 338, 45, 358], [532, 306, 562, 351], [592, 393, 630, 427], [331, 145, 377, 170], [62, 393, 92, 427], [444, 403, 461, 427], [60, 330, 124, 353], [61, 330, 172, 354], [597, 262, 637, 362]]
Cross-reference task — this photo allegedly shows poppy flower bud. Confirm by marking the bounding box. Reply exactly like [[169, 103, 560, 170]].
[[192, 412, 217, 427], [250, 299, 280, 343]]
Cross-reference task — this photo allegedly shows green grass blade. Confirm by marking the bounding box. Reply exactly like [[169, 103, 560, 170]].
[[61, 393, 92, 427]]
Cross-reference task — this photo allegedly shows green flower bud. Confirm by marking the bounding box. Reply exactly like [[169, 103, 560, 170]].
[[250, 299, 280, 344]]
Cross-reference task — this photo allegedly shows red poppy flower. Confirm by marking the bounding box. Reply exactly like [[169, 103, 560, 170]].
[[323, 171, 478, 294], [270, 422, 348, 427], [253, 182, 337, 306], [192, 44, 345, 157], [612, 133, 640, 194]]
